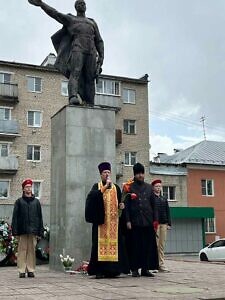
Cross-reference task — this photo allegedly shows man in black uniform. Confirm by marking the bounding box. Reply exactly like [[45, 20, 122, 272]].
[[124, 163, 159, 277], [85, 162, 128, 279], [12, 179, 44, 278], [28, 0, 104, 105]]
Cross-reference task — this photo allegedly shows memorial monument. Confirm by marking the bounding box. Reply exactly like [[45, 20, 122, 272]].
[[28, 0, 115, 270], [28, 0, 104, 105]]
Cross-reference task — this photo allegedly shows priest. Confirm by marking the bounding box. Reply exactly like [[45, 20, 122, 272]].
[[124, 163, 159, 277], [85, 162, 128, 279]]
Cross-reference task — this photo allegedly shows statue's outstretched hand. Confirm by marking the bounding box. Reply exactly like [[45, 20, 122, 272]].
[[28, 0, 42, 6]]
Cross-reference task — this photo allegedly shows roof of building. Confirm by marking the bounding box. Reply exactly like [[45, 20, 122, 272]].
[[159, 140, 225, 166], [0, 59, 148, 84], [150, 164, 187, 176]]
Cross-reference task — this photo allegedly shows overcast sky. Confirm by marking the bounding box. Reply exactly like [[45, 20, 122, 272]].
[[1, 0, 225, 158]]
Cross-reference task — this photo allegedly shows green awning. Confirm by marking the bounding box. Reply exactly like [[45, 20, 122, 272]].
[[170, 207, 214, 219]]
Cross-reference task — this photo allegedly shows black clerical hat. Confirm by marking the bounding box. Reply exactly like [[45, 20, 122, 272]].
[[133, 163, 145, 175]]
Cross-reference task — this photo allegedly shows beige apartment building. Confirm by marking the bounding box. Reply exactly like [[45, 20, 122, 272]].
[[0, 54, 150, 223]]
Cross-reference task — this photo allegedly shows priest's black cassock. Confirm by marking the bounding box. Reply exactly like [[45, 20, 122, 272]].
[[85, 183, 129, 277]]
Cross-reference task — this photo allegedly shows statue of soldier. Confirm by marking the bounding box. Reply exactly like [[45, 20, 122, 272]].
[[28, 0, 104, 106]]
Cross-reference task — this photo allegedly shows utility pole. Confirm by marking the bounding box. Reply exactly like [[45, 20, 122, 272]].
[[200, 116, 206, 140]]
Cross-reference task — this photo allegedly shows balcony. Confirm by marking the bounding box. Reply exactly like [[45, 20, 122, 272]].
[[0, 83, 18, 103], [0, 120, 20, 137], [95, 94, 121, 111], [0, 156, 18, 174]]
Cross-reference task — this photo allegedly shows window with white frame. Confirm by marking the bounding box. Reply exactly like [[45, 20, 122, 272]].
[[61, 80, 68, 96], [27, 145, 41, 161], [163, 186, 176, 201], [201, 179, 214, 196], [0, 180, 10, 199], [0, 107, 11, 120], [124, 152, 137, 166], [0, 72, 11, 84], [33, 181, 42, 199], [96, 79, 120, 96], [205, 218, 216, 233], [123, 120, 136, 134], [122, 88, 136, 104], [27, 76, 42, 93], [27, 111, 42, 127], [0, 143, 9, 157]]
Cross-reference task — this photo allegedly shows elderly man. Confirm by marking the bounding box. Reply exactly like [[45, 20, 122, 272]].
[[12, 179, 44, 278], [124, 163, 159, 277], [28, 0, 104, 105], [85, 162, 128, 279], [152, 179, 171, 272]]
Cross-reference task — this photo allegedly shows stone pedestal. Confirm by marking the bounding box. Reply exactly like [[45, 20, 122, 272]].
[[50, 105, 116, 270]]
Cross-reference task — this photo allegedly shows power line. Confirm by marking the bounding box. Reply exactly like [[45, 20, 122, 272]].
[[150, 110, 225, 135]]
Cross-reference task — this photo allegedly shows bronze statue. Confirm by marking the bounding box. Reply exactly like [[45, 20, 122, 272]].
[[28, 0, 104, 106]]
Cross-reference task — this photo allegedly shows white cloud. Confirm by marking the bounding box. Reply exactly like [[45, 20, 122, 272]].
[[150, 134, 176, 158]]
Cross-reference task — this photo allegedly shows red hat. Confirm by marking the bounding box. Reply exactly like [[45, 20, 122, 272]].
[[151, 179, 162, 186], [22, 178, 33, 189]]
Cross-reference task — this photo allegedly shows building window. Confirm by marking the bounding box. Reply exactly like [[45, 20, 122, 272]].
[[27, 111, 42, 127], [96, 79, 120, 96], [33, 181, 42, 199], [124, 152, 137, 166], [0, 107, 11, 120], [163, 186, 176, 201], [205, 218, 216, 233], [122, 88, 136, 104], [27, 145, 41, 161], [0, 144, 9, 157], [0, 181, 9, 199], [201, 179, 214, 196], [27, 76, 42, 93], [61, 80, 68, 96], [0, 72, 11, 84], [124, 120, 136, 134]]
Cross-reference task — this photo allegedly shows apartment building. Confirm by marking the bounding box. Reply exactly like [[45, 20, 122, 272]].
[[0, 54, 150, 223], [152, 140, 225, 250]]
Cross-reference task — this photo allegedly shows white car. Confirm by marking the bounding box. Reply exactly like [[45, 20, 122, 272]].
[[199, 238, 225, 262]]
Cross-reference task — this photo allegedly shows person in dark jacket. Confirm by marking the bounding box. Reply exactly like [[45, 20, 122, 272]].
[[85, 162, 129, 279], [124, 163, 159, 277], [12, 178, 44, 278], [152, 179, 171, 272]]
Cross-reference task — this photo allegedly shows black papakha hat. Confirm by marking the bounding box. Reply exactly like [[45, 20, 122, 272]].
[[133, 163, 145, 175], [98, 162, 111, 174]]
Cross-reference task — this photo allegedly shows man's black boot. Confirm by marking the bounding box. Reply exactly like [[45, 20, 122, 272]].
[[27, 272, 35, 278], [132, 270, 140, 277], [19, 273, 26, 278]]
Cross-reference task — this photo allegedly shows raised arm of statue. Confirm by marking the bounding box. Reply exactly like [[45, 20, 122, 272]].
[[28, 0, 70, 26]]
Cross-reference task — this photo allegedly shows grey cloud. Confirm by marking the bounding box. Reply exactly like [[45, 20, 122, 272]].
[[0, 0, 225, 132]]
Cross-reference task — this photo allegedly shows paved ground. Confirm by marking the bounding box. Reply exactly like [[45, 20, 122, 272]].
[[0, 258, 225, 300]]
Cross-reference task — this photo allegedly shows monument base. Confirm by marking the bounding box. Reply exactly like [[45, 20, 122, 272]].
[[50, 105, 116, 270]]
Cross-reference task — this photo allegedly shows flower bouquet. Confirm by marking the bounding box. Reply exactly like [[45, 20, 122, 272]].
[[118, 178, 138, 217], [60, 254, 75, 272], [76, 261, 89, 274], [0, 218, 18, 266], [36, 225, 50, 261]]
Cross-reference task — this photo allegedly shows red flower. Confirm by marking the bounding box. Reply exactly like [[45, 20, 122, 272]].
[[131, 193, 138, 200]]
